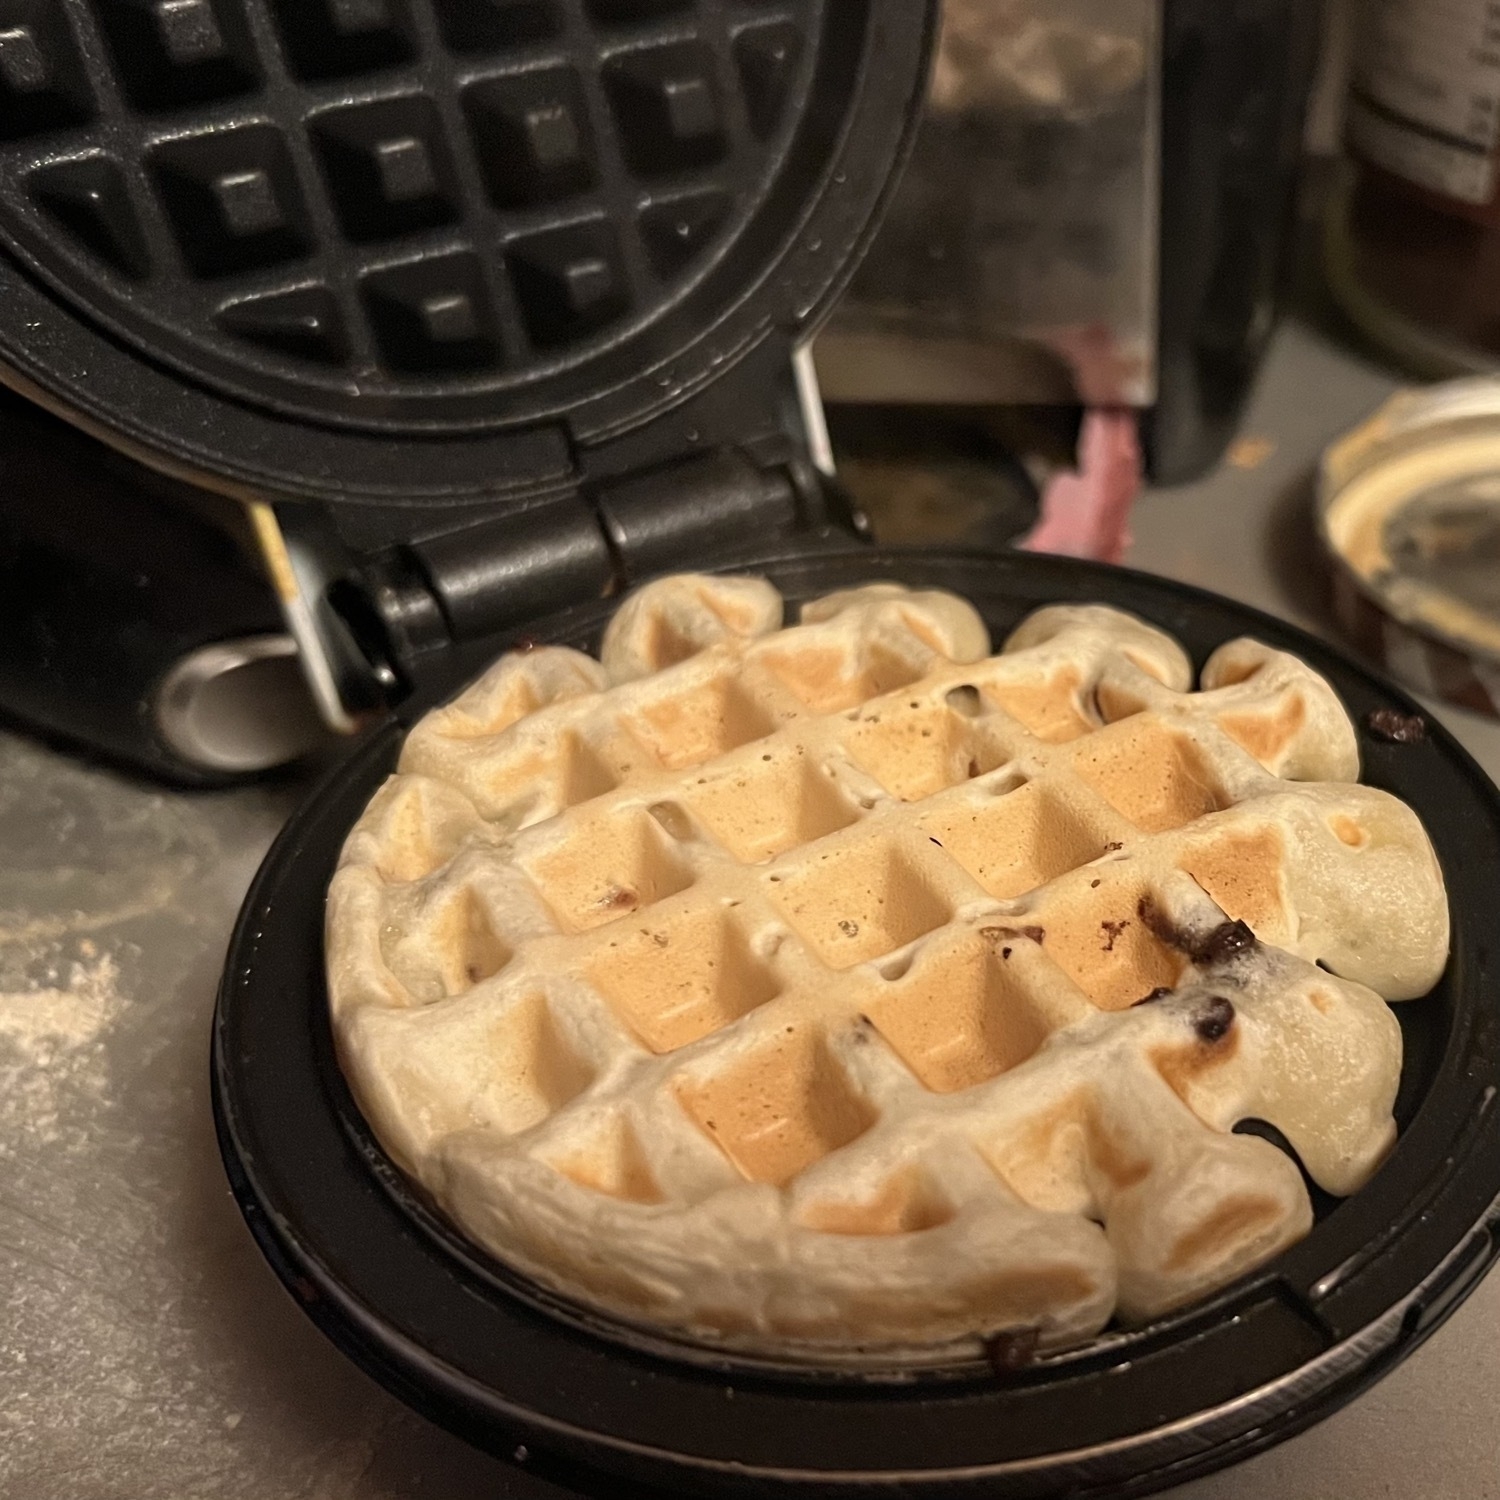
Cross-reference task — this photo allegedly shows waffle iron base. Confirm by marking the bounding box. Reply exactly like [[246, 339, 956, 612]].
[[213, 547, 1500, 1498]]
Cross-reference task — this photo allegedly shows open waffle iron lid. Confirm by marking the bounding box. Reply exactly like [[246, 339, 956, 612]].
[[0, 0, 932, 510]]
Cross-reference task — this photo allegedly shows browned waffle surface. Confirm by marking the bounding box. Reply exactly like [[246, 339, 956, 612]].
[[327, 575, 1448, 1358]]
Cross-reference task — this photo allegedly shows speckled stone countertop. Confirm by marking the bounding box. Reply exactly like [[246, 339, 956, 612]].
[[2, 321, 1497, 1500]]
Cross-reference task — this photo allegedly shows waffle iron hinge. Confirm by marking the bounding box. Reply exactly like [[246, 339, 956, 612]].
[[312, 443, 861, 721]]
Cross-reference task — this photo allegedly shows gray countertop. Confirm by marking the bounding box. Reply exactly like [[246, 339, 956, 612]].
[[3, 320, 1498, 1500]]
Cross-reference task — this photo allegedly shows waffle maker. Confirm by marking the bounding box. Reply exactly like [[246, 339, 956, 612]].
[[3, 3, 1499, 1496]]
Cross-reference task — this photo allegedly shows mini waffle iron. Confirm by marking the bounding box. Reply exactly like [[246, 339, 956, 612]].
[[2, 4, 1499, 1496]]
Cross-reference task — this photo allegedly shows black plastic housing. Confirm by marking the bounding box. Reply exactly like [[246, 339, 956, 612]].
[[0, 385, 286, 783]]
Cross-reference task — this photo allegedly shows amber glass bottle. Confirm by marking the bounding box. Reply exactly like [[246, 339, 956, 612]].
[[1330, 0, 1500, 370]]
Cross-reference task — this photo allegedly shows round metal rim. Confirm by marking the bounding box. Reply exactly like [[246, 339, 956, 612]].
[[212, 547, 1500, 1497], [1316, 378, 1500, 717]]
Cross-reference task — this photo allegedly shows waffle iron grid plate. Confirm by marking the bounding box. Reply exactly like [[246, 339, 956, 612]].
[[0, 0, 833, 426]]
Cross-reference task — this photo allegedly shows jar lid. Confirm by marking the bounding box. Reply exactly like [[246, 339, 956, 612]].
[[1320, 377, 1500, 717]]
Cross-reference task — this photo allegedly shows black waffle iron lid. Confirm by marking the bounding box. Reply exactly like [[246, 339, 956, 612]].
[[0, 0, 932, 496], [0, 0, 936, 718]]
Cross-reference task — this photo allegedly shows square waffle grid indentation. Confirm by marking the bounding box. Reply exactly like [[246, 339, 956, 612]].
[[0, 0, 821, 393], [521, 801, 696, 932], [621, 661, 785, 768], [861, 929, 1088, 1094], [674, 1021, 876, 1186], [1069, 717, 1228, 834], [584, 898, 780, 1053], [541, 1112, 665, 1202], [490, 987, 598, 1129], [464, 986, 599, 1134], [680, 743, 860, 862], [765, 833, 955, 971], [379, 881, 515, 1001], [920, 778, 1109, 900], [841, 693, 1016, 803]]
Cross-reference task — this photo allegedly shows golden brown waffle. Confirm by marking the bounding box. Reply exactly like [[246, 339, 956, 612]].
[[326, 575, 1448, 1358]]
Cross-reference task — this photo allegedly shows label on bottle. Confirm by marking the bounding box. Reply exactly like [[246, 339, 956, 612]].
[[1348, 0, 1500, 204]]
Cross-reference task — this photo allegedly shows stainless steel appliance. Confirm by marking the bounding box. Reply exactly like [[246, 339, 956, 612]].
[[818, 0, 1324, 483]]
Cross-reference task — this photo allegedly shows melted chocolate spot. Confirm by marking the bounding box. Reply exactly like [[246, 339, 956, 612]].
[[1193, 995, 1236, 1044], [1136, 895, 1177, 945], [982, 1326, 1041, 1374], [1365, 708, 1427, 744], [1193, 920, 1257, 966], [1135, 899, 1257, 968]]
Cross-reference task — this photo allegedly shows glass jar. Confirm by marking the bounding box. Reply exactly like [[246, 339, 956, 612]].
[[1328, 0, 1500, 373]]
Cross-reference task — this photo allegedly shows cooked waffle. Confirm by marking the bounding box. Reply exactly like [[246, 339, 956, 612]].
[[326, 575, 1449, 1357]]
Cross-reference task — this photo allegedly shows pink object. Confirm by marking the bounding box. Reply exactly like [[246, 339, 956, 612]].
[[1020, 408, 1143, 565]]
